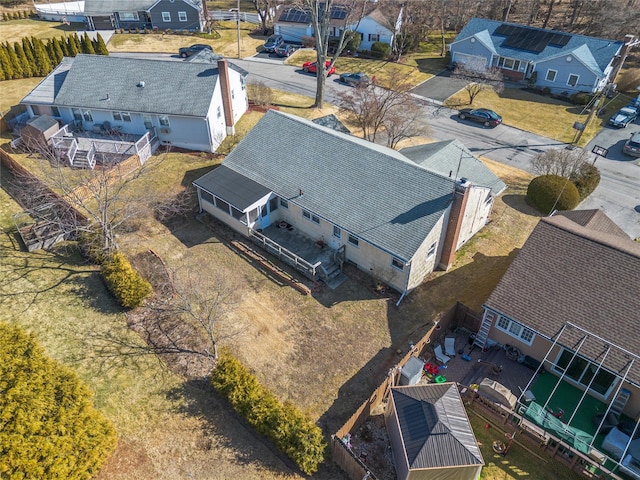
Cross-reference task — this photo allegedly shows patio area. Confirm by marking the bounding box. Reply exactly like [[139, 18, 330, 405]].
[[261, 222, 335, 266]]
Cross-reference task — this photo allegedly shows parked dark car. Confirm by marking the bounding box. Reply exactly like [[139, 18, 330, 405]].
[[458, 108, 502, 128], [608, 106, 638, 128], [302, 60, 335, 76], [339, 72, 370, 86], [275, 43, 297, 57], [623, 132, 640, 157], [179, 44, 212, 58], [263, 34, 284, 52]]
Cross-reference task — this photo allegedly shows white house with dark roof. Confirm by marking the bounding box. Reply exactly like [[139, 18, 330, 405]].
[[475, 210, 640, 476], [449, 18, 628, 94], [274, 3, 401, 51], [193, 110, 504, 296], [19, 53, 248, 153]]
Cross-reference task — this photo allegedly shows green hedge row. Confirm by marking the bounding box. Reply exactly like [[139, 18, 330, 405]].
[[102, 252, 152, 309], [211, 350, 327, 475], [1, 11, 33, 21]]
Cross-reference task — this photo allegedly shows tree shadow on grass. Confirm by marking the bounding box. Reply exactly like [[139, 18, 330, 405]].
[[166, 379, 310, 478], [502, 194, 543, 216]]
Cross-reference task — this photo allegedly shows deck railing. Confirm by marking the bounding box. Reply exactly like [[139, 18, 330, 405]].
[[248, 228, 321, 279]]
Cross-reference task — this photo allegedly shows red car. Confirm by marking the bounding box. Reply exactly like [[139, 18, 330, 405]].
[[302, 60, 335, 76]]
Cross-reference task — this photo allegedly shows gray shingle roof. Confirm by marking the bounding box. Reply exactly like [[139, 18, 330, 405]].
[[452, 18, 622, 76], [484, 213, 640, 383], [311, 114, 351, 134], [400, 139, 507, 196], [20, 57, 74, 106], [391, 384, 484, 469], [84, 0, 155, 15], [38, 55, 221, 117], [201, 110, 455, 261], [193, 165, 271, 211], [555, 209, 630, 239]]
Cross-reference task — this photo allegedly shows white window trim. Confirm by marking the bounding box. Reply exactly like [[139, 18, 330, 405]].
[[159, 115, 170, 126], [178, 11, 187, 22], [546, 69, 557, 82], [162, 11, 171, 22], [567, 73, 579, 87], [119, 11, 139, 21], [333, 226, 341, 238], [368, 33, 380, 42], [493, 315, 535, 346], [498, 57, 520, 71], [348, 234, 359, 247], [426, 242, 437, 259]]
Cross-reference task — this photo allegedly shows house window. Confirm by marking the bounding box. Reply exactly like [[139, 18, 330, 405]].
[[216, 198, 230, 214], [553, 349, 617, 397], [348, 235, 359, 247], [82, 110, 93, 122], [368, 34, 380, 42], [494, 316, 535, 345], [545, 69, 557, 82], [112, 111, 131, 122], [567, 74, 579, 87], [391, 258, 404, 270], [426, 242, 437, 259], [230, 206, 243, 220], [51, 106, 60, 117], [178, 11, 187, 22], [333, 226, 341, 238], [279, 198, 288, 209], [248, 208, 259, 223], [498, 57, 521, 71], [241, 77, 246, 91], [119, 12, 139, 21], [159, 115, 170, 126], [217, 106, 222, 119], [162, 12, 171, 22], [269, 197, 278, 213], [302, 210, 319, 224], [72, 108, 82, 121], [200, 190, 214, 204], [231, 89, 235, 100]]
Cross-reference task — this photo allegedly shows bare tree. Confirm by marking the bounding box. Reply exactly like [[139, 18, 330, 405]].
[[298, 0, 368, 108], [11, 133, 166, 257], [452, 62, 504, 105], [88, 266, 242, 378], [531, 147, 590, 177], [252, 0, 277, 34], [338, 76, 428, 146]]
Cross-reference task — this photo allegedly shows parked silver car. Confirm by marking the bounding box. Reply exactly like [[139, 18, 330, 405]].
[[608, 106, 638, 128], [622, 132, 640, 157]]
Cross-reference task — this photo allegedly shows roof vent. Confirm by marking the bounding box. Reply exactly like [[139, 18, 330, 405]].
[[137, 81, 145, 88]]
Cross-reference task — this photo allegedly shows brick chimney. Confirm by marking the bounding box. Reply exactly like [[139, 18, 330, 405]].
[[217, 58, 235, 134], [438, 180, 470, 271], [610, 34, 638, 85]]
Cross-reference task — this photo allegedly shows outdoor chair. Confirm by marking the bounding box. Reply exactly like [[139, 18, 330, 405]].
[[444, 337, 456, 357], [434, 344, 451, 364]]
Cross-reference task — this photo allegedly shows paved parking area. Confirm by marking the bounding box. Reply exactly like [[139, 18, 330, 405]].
[[411, 69, 469, 103]]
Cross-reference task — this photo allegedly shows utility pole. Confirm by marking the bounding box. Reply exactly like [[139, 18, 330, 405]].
[[236, 0, 241, 58], [573, 92, 603, 146]]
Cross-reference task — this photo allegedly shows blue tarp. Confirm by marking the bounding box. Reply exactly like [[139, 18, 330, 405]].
[[525, 402, 593, 454]]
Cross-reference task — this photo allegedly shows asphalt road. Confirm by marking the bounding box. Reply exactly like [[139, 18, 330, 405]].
[[112, 53, 640, 239]]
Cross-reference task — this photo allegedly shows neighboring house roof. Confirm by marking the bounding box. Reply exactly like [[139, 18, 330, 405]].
[[275, 1, 385, 27], [484, 213, 640, 383], [452, 18, 622, 76], [21, 55, 233, 118], [554, 209, 630, 239], [194, 110, 455, 262], [390, 384, 484, 470], [26, 114, 59, 132], [400, 139, 507, 196], [186, 50, 250, 77], [83, 0, 200, 15], [311, 114, 351, 134], [148, 0, 201, 11], [83, 0, 154, 15]]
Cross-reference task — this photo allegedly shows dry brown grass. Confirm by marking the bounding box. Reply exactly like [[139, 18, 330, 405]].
[[0, 18, 82, 43]]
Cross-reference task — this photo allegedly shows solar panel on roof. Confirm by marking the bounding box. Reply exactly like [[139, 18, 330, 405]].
[[497, 23, 571, 53], [280, 7, 310, 23], [331, 6, 347, 19]]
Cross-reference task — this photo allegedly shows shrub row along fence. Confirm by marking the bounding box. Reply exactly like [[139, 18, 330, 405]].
[[331, 302, 474, 480]]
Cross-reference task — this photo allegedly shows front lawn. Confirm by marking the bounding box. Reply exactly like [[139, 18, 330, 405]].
[[447, 87, 607, 145], [0, 18, 84, 43]]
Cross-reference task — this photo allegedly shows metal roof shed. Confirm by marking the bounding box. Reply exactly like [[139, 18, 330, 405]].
[[385, 383, 484, 480]]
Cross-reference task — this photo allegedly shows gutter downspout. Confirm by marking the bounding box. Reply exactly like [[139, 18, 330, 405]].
[[395, 259, 411, 307]]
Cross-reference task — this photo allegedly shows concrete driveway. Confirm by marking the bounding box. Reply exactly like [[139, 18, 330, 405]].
[[411, 69, 469, 104]]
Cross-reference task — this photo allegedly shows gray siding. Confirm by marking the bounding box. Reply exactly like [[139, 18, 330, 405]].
[[534, 55, 599, 94], [149, 0, 202, 31]]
